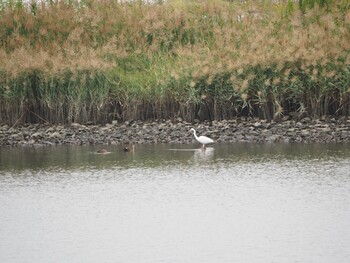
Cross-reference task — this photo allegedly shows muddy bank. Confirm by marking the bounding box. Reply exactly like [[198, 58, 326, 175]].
[[1, 117, 350, 147]]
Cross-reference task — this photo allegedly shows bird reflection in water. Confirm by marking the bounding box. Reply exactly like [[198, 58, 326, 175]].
[[193, 146, 214, 162]]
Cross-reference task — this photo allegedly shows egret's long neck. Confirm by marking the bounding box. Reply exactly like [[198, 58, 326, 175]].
[[193, 130, 199, 140]]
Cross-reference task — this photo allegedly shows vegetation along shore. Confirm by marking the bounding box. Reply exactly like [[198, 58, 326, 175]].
[[0, 0, 350, 146]]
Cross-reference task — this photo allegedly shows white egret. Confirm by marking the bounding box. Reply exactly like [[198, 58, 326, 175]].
[[189, 128, 214, 148]]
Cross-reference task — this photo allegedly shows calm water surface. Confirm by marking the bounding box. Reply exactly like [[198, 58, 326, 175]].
[[0, 143, 350, 263]]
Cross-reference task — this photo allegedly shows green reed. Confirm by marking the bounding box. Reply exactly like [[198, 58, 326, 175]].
[[0, 0, 350, 125]]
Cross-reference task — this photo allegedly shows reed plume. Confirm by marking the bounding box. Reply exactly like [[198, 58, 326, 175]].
[[0, 0, 349, 125]]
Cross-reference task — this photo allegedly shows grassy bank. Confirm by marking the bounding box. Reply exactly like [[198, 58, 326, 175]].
[[0, 0, 350, 125]]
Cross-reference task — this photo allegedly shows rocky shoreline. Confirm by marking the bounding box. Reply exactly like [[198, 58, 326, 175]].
[[1, 116, 350, 147]]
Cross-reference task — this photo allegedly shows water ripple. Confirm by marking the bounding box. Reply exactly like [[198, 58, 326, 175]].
[[1, 143, 350, 263]]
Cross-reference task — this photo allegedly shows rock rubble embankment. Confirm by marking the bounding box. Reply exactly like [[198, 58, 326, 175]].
[[1, 117, 350, 147]]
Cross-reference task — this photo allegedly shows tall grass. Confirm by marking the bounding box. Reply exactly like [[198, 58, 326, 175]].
[[0, 0, 350, 125]]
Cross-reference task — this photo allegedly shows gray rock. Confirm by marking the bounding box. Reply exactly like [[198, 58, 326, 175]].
[[301, 117, 311, 123], [71, 123, 83, 128], [321, 127, 332, 132], [46, 127, 55, 133], [0, 125, 9, 131], [301, 130, 310, 136], [266, 135, 280, 142], [253, 122, 262, 128], [11, 133, 23, 141], [49, 132, 64, 139], [31, 132, 44, 139]]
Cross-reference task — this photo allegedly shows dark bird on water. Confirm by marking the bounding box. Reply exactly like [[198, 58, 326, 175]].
[[123, 144, 135, 152], [96, 149, 110, 154]]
